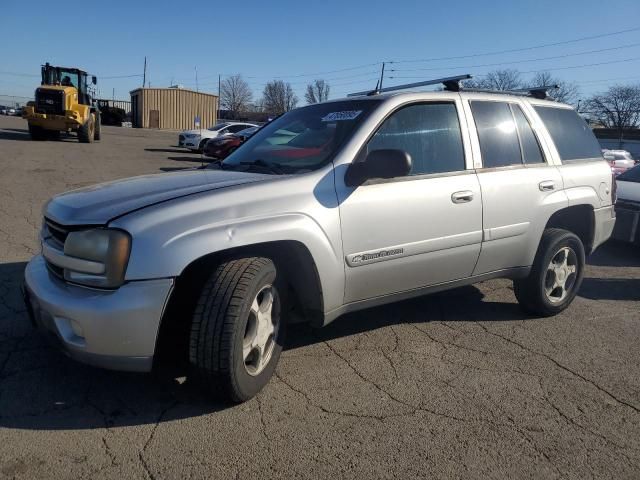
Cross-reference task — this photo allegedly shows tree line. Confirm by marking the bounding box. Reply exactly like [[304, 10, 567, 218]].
[[219, 70, 640, 135]]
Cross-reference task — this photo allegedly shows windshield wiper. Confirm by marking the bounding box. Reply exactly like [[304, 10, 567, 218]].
[[238, 159, 285, 175]]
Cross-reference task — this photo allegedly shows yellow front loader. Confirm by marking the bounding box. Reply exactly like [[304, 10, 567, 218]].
[[23, 63, 101, 142]]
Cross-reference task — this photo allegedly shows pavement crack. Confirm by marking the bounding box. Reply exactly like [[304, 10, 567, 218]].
[[138, 400, 180, 480], [475, 322, 640, 414]]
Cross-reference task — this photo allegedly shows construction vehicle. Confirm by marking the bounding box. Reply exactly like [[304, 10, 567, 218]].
[[23, 63, 101, 142]]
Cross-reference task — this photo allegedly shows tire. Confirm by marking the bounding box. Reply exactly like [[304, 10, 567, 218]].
[[94, 112, 101, 141], [28, 123, 47, 141], [47, 130, 60, 140], [514, 228, 585, 317], [198, 138, 208, 153], [189, 257, 286, 402], [78, 113, 95, 143]]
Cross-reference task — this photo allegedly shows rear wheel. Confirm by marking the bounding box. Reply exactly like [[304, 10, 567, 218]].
[[28, 123, 47, 141], [78, 113, 95, 143], [198, 138, 208, 153], [514, 228, 585, 316], [94, 111, 101, 141], [189, 257, 285, 402]]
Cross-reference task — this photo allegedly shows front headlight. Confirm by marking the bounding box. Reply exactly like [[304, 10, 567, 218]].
[[63, 228, 131, 288]]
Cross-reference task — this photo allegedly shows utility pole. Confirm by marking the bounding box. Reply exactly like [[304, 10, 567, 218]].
[[218, 74, 221, 119], [142, 56, 147, 88], [112, 88, 115, 101]]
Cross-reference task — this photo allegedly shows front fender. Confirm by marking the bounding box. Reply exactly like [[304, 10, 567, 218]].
[[111, 193, 345, 312]]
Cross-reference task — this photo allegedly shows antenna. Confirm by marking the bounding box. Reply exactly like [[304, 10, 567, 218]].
[[348, 74, 472, 97]]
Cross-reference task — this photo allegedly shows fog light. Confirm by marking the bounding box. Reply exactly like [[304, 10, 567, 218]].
[[70, 319, 84, 338]]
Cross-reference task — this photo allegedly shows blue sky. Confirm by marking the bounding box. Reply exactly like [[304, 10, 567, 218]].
[[2, 0, 639, 103]]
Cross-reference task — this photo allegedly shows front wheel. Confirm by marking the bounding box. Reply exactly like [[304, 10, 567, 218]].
[[189, 257, 285, 402], [514, 228, 585, 316], [28, 123, 47, 140], [78, 114, 95, 143]]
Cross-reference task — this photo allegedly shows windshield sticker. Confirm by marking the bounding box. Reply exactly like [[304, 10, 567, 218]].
[[321, 110, 362, 122]]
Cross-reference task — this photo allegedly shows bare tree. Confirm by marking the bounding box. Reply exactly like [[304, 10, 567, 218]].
[[220, 75, 253, 119], [463, 69, 522, 91], [305, 79, 330, 104], [584, 85, 640, 147], [529, 71, 580, 106], [262, 80, 298, 115]]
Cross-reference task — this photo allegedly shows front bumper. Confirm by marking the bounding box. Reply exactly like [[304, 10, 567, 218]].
[[23, 255, 174, 372], [23, 107, 82, 130], [179, 135, 201, 149]]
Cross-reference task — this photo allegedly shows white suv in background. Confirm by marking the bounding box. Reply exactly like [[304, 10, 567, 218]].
[[179, 122, 258, 152]]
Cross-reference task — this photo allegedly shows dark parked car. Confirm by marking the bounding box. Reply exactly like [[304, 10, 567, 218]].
[[203, 126, 258, 159]]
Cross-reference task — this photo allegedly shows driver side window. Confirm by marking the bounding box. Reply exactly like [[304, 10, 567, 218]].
[[366, 102, 466, 176]]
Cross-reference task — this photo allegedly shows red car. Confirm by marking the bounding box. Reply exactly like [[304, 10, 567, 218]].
[[203, 126, 258, 159]]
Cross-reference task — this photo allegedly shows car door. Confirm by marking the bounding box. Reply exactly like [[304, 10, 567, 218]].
[[462, 97, 565, 275], [337, 100, 483, 303]]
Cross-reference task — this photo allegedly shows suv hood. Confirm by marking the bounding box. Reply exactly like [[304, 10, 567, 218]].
[[45, 169, 268, 225]]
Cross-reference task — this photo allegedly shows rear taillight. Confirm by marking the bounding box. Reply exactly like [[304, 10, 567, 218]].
[[611, 172, 617, 204]]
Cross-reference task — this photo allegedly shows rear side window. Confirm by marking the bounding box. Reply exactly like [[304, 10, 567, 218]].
[[512, 105, 544, 164], [470, 101, 522, 168], [534, 106, 602, 162], [366, 102, 465, 175]]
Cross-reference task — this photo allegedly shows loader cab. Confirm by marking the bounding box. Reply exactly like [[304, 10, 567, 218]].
[[41, 63, 96, 106]]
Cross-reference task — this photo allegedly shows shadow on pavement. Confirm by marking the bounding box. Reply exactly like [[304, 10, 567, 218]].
[[579, 277, 640, 301], [167, 156, 209, 162], [0, 130, 30, 141], [588, 240, 640, 267], [158, 166, 202, 173], [145, 148, 191, 154]]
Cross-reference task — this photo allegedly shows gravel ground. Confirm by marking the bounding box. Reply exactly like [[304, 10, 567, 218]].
[[0, 115, 639, 479]]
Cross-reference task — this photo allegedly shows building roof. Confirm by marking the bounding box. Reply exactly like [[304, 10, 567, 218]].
[[129, 87, 218, 97]]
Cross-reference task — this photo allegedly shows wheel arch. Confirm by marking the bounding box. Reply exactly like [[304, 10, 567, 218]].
[[154, 240, 325, 366], [544, 204, 595, 254]]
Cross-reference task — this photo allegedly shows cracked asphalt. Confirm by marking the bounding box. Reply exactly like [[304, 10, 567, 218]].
[[1, 115, 639, 479]]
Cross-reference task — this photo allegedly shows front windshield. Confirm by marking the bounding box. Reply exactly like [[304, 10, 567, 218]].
[[208, 123, 229, 131], [217, 100, 379, 174]]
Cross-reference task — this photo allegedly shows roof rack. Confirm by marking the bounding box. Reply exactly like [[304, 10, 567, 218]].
[[347, 74, 472, 97]]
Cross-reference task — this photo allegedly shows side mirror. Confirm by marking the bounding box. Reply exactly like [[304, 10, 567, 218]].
[[345, 149, 412, 186], [92, 76, 97, 85]]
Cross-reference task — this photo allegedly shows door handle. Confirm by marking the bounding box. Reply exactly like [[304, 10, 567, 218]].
[[451, 190, 474, 204], [539, 180, 556, 192]]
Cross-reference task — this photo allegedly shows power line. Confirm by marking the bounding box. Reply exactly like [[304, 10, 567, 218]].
[[390, 26, 640, 64], [389, 42, 640, 73], [388, 56, 640, 80]]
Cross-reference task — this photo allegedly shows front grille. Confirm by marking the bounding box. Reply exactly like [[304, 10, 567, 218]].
[[44, 218, 70, 248], [35, 89, 64, 115]]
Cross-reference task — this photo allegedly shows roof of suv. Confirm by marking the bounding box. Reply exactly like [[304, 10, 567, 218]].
[[330, 89, 570, 109]]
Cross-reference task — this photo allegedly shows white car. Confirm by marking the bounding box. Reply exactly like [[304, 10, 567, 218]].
[[178, 122, 258, 152], [7, 107, 16, 116], [602, 149, 636, 176]]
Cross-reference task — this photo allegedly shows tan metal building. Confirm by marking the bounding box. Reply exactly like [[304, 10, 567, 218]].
[[129, 87, 218, 130]]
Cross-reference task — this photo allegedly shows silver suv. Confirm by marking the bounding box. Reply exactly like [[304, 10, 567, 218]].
[[23, 79, 616, 402]]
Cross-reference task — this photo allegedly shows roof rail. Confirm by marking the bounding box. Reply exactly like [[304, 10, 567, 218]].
[[347, 74, 472, 97], [461, 84, 559, 99], [511, 84, 559, 99]]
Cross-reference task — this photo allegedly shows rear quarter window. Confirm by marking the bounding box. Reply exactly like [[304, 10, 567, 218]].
[[534, 106, 602, 162]]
